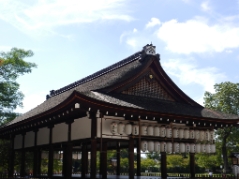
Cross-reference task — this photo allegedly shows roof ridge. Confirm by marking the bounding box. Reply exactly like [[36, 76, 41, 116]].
[[47, 50, 143, 98]]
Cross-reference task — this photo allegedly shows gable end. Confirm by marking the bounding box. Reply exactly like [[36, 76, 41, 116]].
[[121, 75, 175, 101]]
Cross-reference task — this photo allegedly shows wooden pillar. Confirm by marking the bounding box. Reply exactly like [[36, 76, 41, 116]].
[[81, 144, 87, 179], [37, 149, 41, 176], [8, 135, 14, 178], [116, 141, 120, 176], [63, 143, 73, 179], [161, 152, 167, 179], [33, 148, 41, 177], [190, 153, 195, 178], [33, 129, 39, 177], [137, 118, 141, 177], [90, 112, 97, 179], [129, 137, 134, 179], [20, 133, 25, 177], [48, 125, 54, 178], [136, 139, 141, 177], [101, 142, 107, 179], [90, 136, 97, 179], [63, 121, 73, 179]]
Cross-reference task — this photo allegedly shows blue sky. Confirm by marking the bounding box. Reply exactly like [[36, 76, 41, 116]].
[[1, 0, 239, 113]]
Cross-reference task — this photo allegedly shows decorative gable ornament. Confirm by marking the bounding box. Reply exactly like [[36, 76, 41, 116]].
[[143, 43, 156, 55]]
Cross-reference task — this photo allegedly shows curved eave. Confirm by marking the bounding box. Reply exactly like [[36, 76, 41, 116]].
[[1, 90, 239, 136]]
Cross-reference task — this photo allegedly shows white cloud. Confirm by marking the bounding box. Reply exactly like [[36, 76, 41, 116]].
[[0, 0, 133, 36], [157, 18, 239, 54], [133, 28, 138, 33], [162, 59, 226, 93], [201, 1, 211, 12], [126, 39, 137, 48], [145, 17, 161, 29], [181, 0, 191, 3], [120, 28, 153, 50]]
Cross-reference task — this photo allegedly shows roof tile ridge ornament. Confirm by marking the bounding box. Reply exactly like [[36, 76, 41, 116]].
[[46, 49, 144, 99], [140, 43, 160, 62]]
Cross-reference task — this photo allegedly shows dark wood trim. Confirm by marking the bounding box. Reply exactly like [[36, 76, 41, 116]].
[[136, 139, 141, 176], [81, 144, 87, 179], [48, 126, 54, 177], [20, 133, 25, 177], [101, 142, 107, 179], [129, 137, 134, 179], [63, 120, 73, 178], [90, 112, 97, 179], [161, 152, 167, 179], [33, 130, 38, 177], [63, 143, 73, 179], [137, 118, 141, 176], [8, 135, 14, 177], [116, 141, 120, 176], [190, 153, 195, 178]]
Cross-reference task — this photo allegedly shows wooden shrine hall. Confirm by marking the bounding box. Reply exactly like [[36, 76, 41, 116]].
[[0, 44, 239, 179]]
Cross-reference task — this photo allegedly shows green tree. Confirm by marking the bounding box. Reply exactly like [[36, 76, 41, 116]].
[[0, 48, 36, 125], [167, 155, 188, 169], [0, 48, 36, 174], [146, 152, 161, 161], [196, 154, 219, 170], [204, 82, 239, 172], [141, 158, 157, 172]]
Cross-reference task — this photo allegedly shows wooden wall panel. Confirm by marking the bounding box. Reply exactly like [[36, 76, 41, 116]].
[[24, 131, 34, 148], [37, 127, 49, 145]]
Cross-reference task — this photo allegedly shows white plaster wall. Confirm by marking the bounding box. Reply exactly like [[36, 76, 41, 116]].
[[71, 117, 91, 140], [37, 127, 49, 145], [24, 131, 34, 148], [52, 123, 68, 143], [14, 134, 22, 149]]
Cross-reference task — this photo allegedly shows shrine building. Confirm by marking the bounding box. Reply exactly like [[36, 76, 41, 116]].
[[0, 44, 239, 179]]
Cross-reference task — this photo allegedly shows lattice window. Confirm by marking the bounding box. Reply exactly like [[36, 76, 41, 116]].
[[122, 77, 174, 101]]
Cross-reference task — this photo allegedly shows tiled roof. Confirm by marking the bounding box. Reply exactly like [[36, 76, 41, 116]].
[[4, 50, 146, 126], [3, 46, 239, 127]]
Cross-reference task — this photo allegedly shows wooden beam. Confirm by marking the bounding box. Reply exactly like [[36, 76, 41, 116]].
[[101, 142, 107, 179], [129, 137, 134, 179], [48, 126, 53, 178], [20, 133, 25, 177], [161, 152, 167, 179], [136, 139, 141, 177], [116, 141, 120, 176], [81, 144, 87, 178], [33, 130, 38, 177], [8, 136, 14, 178], [190, 153, 195, 178], [90, 112, 97, 179], [63, 121, 73, 178], [137, 118, 141, 177], [63, 143, 73, 179]]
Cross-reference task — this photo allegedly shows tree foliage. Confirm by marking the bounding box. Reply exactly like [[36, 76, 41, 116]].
[[196, 154, 219, 170], [146, 152, 161, 161], [0, 48, 36, 125], [203, 81, 239, 172], [167, 155, 188, 169], [141, 158, 157, 171]]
